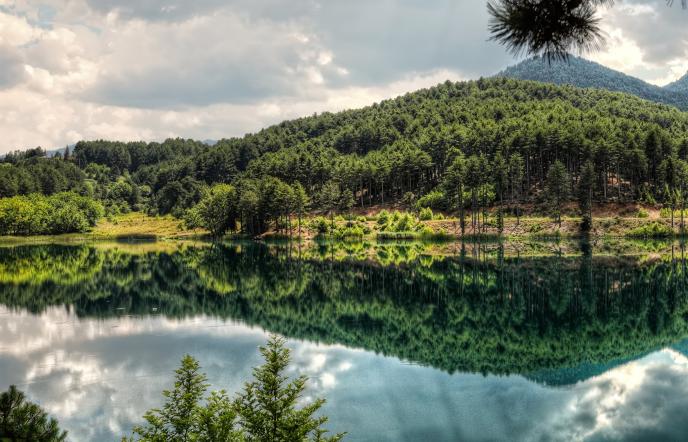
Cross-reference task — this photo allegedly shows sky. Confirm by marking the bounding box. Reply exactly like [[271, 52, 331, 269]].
[[0, 0, 687, 152]]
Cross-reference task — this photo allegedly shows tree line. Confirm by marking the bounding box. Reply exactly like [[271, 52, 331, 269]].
[[3, 78, 688, 235]]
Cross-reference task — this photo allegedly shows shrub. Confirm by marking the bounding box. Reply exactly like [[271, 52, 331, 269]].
[[377, 210, 390, 226], [419, 207, 433, 221], [401, 192, 416, 207], [0, 193, 104, 236], [311, 216, 329, 234], [628, 222, 673, 238], [395, 213, 415, 232], [636, 208, 649, 218], [415, 190, 446, 210], [335, 225, 365, 239]]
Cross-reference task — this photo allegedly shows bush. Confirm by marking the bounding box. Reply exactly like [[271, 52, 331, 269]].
[[376, 231, 418, 240], [395, 213, 415, 232], [377, 210, 390, 226], [335, 225, 365, 240], [401, 192, 416, 207], [311, 216, 330, 234], [0, 193, 104, 236], [637, 208, 649, 218], [419, 207, 433, 221], [415, 190, 446, 210], [628, 222, 673, 238]]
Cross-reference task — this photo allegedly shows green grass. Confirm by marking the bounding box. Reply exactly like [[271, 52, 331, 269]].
[[91, 212, 206, 239]]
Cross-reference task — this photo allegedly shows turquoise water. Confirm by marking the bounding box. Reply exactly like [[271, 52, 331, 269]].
[[1, 241, 688, 441]]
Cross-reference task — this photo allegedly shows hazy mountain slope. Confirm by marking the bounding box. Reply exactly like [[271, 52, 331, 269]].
[[665, 72, 688, 95], [497, 55, 688, 110]]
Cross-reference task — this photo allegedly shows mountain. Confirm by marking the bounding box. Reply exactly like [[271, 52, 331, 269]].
[[665, 72, 688, 95], [497, 55, 688, 110]]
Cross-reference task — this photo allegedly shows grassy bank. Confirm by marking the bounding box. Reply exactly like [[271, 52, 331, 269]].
[[260, 205, 688, 241], [0, 212, 207, 243], [3, 205, 688, 244]]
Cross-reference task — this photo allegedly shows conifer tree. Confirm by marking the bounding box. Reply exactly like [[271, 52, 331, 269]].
[[0, 386, 67, 442], [545, 160, 570, 227], [235, 335, 344, 442], [577, 160, 595, 232]]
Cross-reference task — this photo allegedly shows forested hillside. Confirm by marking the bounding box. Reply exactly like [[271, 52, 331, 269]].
[[666, 72, 688, 95], [498, 55, 688, 111], [3, 77, 688, 235]]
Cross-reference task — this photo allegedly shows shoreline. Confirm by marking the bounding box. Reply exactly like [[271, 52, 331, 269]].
[[3, 208, 688, 244]]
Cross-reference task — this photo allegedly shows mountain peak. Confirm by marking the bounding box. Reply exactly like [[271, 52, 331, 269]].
[[497, 56, 688, 111]]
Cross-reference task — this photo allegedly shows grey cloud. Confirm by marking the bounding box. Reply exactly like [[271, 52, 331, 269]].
[[604, 1, 688, 65], [83, 0, 316, 23], [591, 364, 688, 441], [75, 0, 514, 108], [0, 45, 26, 89], [307, 0, 514, 85]]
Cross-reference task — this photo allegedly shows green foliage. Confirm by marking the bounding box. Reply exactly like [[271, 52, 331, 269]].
[[418, 207, 434, 221], [186, 184, 238, 236], [0, 193, 104, 236], [487, 0, 612, 62], [376, 210, 390, 226], [578, 160, 595, 232], [545, 160, 570, 226], [0, 385, 67, 442], [131, 355, 223, 441], [499, 55, 688, 111], [636, 208, 650, 218], [9, 77, 688, 227], [627, 222, 673, 238], [0, 155, 87, 198], [415, 190, 446, 211], [310, 217, 330, 235], [235, 336, 344, 442], [129, 336, 343, 442]]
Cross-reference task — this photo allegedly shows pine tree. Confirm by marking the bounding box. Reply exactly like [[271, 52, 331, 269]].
[[545, 160, 570, 227], [577, 160, 595, 232], [508, 153, 524, 225], [234, 335, 344, 442], [133, 355, 214, 441], [292, 182, 309, 237], [0, 385, 67, 442], [493, 153, 508, 235]]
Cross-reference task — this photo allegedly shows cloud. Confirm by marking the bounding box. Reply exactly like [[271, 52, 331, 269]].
[[0, 45, 26, 88], [0, 0, 685, 151], [81, 10, 349, 108], [591, 1, 688, 86], [5, 305, 688, 441]]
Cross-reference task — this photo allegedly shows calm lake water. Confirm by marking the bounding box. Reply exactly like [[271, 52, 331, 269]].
[[2, 240, 688, 441]]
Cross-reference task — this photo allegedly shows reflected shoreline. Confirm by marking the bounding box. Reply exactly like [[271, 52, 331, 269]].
[[1, 239, 688, 378]]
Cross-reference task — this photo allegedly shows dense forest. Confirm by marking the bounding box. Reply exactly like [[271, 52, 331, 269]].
[[666, 72, 688, 95], [3, 77, 688, 235]]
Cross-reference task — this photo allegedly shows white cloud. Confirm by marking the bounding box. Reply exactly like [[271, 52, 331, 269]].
[[0, 0, 685, 152], [592, 1, 688, 86]]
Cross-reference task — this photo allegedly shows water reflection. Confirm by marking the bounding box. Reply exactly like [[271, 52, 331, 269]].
[[1, 241, 688, 440]]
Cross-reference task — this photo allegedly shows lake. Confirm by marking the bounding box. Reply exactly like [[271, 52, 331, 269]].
[[2, 240, 688, 441]]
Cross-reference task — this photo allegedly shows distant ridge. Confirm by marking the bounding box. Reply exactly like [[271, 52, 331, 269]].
[[497, 55, 688, 111], [665, 72, 688, 95]]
